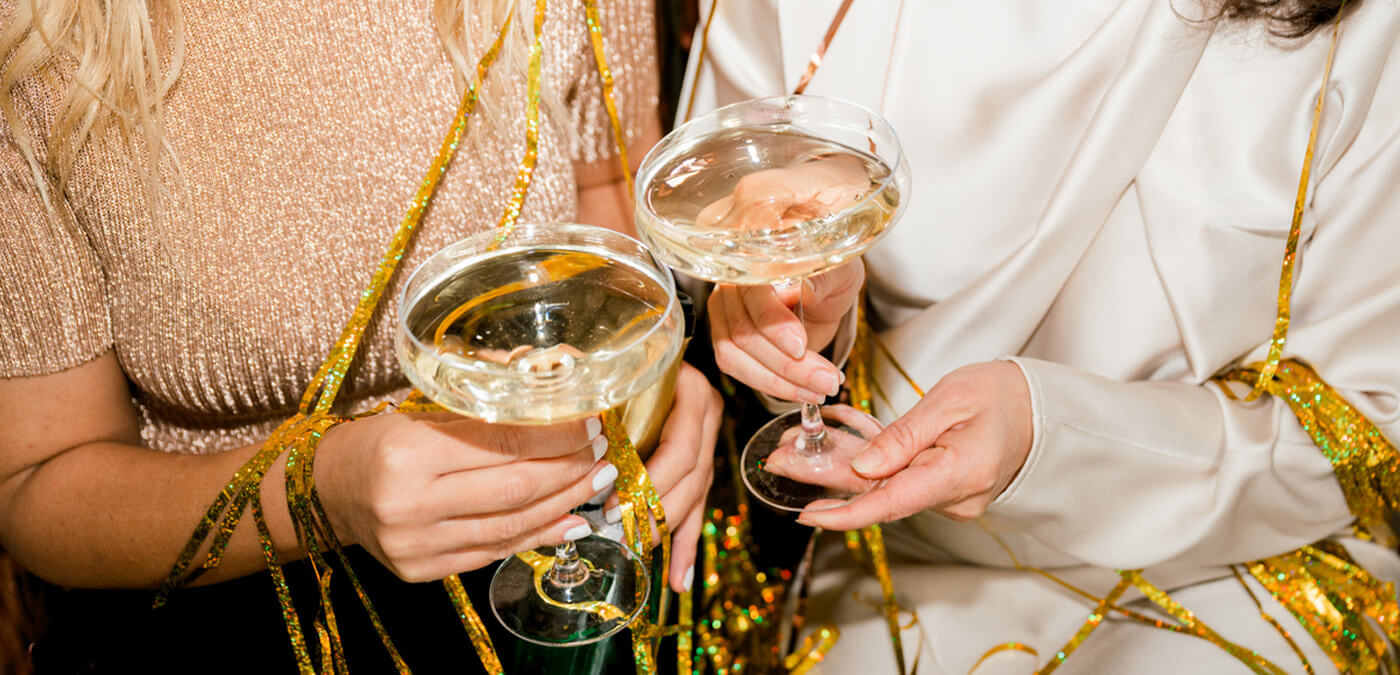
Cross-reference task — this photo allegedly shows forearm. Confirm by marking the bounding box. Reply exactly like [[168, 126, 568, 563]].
[[0, 439, 304, 589]]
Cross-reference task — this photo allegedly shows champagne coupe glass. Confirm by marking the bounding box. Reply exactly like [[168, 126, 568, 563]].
[[634, 95, 910, 513], [396, 222, 684, 645]]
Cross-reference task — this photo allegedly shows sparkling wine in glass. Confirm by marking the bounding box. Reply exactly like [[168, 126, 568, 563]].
[[634, 95, 910, 513], [397, 222, 684, 645]]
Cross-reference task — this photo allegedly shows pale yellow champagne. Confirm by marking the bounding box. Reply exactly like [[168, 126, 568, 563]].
[[397, 245, 681, 424], [638, 127, 900, 284]]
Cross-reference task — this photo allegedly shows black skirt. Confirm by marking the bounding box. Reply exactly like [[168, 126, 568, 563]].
[[28, 546, 636, 675]]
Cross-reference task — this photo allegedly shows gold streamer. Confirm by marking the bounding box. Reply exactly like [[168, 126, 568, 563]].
[[602, 409, 670, 674], [490, 0, 547, 245], [582, 0, 635, 200], [1034, 579, 1130, 675], [1218, 359, 1400, 547], [847, 311, 915, 675], [444, 574, 505, 675], [1246, 9, 1343, 400], [1231, 566, 1315, 675], [859, 525, 908, 674], [969, 643, 1038, 674], [1118, 571, 1290, 675], [1246, 543, 1400, 673], [785, 625, 841, 675]]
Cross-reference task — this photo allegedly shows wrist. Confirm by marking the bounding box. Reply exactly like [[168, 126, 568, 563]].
[[308, 419, 361, 549]]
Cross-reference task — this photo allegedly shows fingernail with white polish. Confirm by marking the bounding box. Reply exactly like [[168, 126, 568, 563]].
[[592, 463, 619, 491], [592, 435, 608, 461], [814, 371, 840, 397], [586, 416, 603, 439], [564, 522, 592, 541], [683, 565, 695, 592], [606, 505, 622, 524]]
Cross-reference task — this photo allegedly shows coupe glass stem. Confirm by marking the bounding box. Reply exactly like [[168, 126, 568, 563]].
[[547, 540, 588, 587], [775, 278, 828, 460]]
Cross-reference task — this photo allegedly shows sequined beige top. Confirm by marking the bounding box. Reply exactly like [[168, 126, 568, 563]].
[[0, 0, 658, 453]]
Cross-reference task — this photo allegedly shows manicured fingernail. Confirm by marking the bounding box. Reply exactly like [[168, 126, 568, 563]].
[[592, 463, 619, 491], [778, 329, 805, 359], [851, 447, 883, 475], [813, 371, 840, 397], [606, 506, 622, 524], [592, 435, 608, 461], [797, 388, 827, 405], [839, 370, 847, 385], [683, 565, 694, 592], [586, 416, 603, 438], [564, 522, 592, 541]]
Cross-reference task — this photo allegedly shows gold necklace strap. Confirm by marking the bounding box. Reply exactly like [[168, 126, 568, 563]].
[[792, 0, 856, 95]]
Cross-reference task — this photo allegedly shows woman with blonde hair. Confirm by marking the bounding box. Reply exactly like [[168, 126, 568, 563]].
[[0, 0, 719, 672]]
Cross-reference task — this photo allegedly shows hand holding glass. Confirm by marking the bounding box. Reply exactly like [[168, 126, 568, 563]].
[[634, 95, 910, 512], [396, 222, 683, 645]]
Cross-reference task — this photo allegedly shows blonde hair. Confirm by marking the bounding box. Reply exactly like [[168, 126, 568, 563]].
[[0, 0, 557, 218]]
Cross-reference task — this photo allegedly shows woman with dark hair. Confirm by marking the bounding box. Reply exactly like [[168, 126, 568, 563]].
[[693, 0, 1400, 671]]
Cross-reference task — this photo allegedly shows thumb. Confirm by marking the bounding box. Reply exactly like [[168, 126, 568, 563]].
[[849, 406, 953, 479]]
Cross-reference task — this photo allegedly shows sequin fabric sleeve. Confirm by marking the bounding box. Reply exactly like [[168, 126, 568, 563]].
[[564, 0, 660, 163], [0, 82, 113, 378]]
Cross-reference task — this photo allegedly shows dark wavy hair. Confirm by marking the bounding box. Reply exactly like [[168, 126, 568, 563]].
[[1218, 0, 1353, 36]]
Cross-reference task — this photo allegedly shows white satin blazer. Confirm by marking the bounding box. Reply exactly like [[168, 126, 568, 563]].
[[681, 0, 1400, 583]]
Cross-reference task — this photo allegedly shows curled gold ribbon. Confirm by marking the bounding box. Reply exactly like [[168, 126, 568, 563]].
[[969, 643, 1038, 674], [785, 625, 841, 675]]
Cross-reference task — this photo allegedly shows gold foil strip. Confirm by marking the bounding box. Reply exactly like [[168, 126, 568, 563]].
[[1247, 11, 1344, 399], [581, 0, 635, 199], [602, 410, 670, 674], [859, 524, 908, 674], [678, 587, 695, 674], [1232, 563, 1315, 674], [784, 624, 840, 675], [285, 414, 411, 672], [846, 317, 917, 674], [443, 574, 505, 675], [1246, 543, 1399, 673], [1033, 579, 1129, 675], [490, 0, 547, 245], [252, 489, 317, 675], [1218, 359, 1400, 547], [1118, 570, 1290, 675], [969, 643, 1038, 674]]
